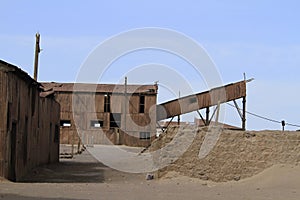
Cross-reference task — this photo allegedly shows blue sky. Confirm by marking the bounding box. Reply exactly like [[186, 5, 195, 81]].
[[1, 0, 300, 130]]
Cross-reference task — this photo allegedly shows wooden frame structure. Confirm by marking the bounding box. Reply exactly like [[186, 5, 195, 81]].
[[157, 80, 248, 130]]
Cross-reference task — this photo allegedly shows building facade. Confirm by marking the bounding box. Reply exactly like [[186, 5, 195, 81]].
[[41, 82, 158, 147], [0, 60, 60, 181]]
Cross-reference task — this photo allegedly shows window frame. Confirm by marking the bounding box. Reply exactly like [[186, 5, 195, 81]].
[[139, 131, 151, 140]]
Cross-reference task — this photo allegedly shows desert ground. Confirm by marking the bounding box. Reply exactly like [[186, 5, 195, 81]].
[[0, 145, 300, 200]]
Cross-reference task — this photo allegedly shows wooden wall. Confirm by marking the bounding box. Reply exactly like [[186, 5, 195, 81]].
[[55, 91, 157, 147], [0, 68, 60, 181]]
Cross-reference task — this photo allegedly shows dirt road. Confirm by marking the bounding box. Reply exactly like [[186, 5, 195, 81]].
[[0, 148, 299, 200]]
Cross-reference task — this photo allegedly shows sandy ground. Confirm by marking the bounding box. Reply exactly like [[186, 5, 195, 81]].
[[0, 147, 300, 200]]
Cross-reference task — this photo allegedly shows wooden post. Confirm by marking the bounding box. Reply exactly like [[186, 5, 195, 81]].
[[177, 91, 180, 125], [196, 110, 206, 125], [71, 131, 74, 157], [33, 33, 41, 81], [242, 96, 246, 130], [124, 77, 127, 131], [281, 120, 285, 131], [205, 107, 210, 126], [215, 101, 221, 125], [77, 139, 81, 154]]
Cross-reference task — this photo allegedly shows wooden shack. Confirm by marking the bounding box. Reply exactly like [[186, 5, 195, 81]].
[[0, 60, 60, 181], [41, 82, 158, 147]]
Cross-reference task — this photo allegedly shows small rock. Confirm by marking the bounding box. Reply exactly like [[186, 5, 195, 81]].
[[244, 132, 256, 138], [146, 174, 154, 180], [233, 176, 241, 181]]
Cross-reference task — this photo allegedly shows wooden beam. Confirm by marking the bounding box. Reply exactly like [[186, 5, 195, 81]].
[[156, 121, 165, 132], [196, 110, 206, 125], [165, 116, 175, 131], [215, 101, 221, 124], [205, 107, 210, 126], [233, 99, 243, 120], [242, 96, 246, 130], [208, 105, 218, 125]]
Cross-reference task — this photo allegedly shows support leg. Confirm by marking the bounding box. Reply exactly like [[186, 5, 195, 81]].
[[242, 96, 246, 130]]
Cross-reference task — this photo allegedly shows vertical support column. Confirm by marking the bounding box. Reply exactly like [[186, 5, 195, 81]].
[[177, 90, 180, 125], [215, 101, 221, 125], [242, 96, 246, 130], [124, 77, 127, 131], [205, 107, 210, 126]]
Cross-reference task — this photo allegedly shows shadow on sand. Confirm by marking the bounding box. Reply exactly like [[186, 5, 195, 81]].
[[20, 151, 107, 183], [0, 193, 88, 200]]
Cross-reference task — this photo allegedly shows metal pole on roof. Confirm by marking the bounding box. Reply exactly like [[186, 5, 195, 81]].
[[33, 33, 41, 81]]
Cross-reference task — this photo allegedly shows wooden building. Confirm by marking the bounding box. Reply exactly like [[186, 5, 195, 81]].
[[0, 60, 60, 181], [41, 80, 248, 148], [41, 82, 158, 147]]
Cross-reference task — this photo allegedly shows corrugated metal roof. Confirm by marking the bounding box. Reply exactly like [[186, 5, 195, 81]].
[[41, 82, 158, 94]]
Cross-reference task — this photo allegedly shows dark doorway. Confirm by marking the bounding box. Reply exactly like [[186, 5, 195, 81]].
[[110, 113, 121, 128]]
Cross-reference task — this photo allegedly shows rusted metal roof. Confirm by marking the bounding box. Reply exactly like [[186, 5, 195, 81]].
[[41, 82, 158, 94]]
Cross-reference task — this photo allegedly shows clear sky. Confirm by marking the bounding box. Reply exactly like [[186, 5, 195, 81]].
[[1, 0, 300, 130]]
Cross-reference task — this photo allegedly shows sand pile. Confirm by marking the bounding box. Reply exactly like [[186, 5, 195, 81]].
[[149, 126, 300, 182]]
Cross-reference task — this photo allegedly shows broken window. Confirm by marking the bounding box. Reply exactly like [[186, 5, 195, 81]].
[[60, 120, 71, 127], [90, 120, 104, 128], [139, 95, 145, 113]]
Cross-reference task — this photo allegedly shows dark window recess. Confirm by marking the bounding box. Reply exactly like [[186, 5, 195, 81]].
[[60, 120, 71, 127], [54, 125, 59, 143], [91, 120, 104, 128], [110, 113, 121, 128], [104, 94, 111, 112], [140, 132, 151, 140], [139, 95, 145, 113]]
